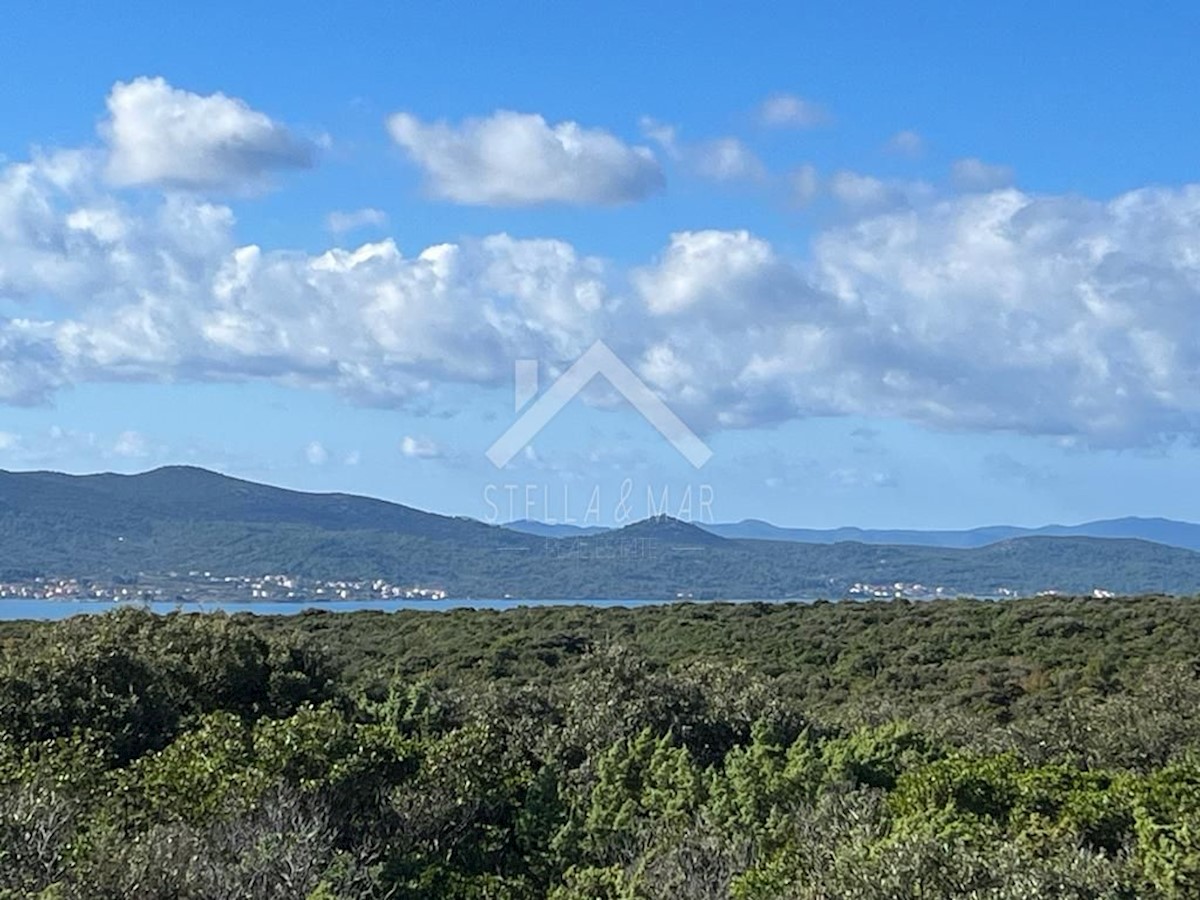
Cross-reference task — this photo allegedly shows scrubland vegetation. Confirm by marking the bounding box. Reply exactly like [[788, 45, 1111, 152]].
[[1, 596, 1199, 898]]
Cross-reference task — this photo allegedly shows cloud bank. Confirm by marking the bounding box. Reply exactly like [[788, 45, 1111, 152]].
[[5, 84, 1200, 450]]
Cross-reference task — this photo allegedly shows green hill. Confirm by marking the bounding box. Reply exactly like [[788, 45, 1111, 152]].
[[2, 466, 1200, 597]]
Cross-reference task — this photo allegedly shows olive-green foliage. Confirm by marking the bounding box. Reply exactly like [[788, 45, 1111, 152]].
[[1135, 760, 1200, 897], [0, 599, 1197, 897], [0, 609, 334, 762]]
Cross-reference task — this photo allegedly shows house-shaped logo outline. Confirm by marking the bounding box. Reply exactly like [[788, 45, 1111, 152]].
[[485, 340, 713, 469]]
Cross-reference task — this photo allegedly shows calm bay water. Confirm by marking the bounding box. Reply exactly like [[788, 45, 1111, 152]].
[[0, 596, 776, 620]]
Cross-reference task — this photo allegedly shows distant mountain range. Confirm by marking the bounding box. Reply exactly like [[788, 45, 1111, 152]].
[[706, 517, 1200, 551], [503, 520, 610, 538], [1, 466, 1199, 598], [505, 516, 1200, 552]]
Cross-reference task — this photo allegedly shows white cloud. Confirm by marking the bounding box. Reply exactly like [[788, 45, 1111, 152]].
[[885, 130, 925, 157], [951, 157, 1014, 191], [9, 129, 1200, 449], [758, 93, 830, 128], [827, 171, 895, 212], [633, 230, 807, 318], [326, 208, 388, 235], [629, 231, 844, 430], [102, 77, 315, 191], [622, 185, 1200, 445], [639, 119, 764, 183], [691, 138, 766, 182], [0, 151, 612, 404], [344, 450, 362, 466], [387, 110, 663, 206], [0, 150, 121, 309], [112, 430, 149, 458], [828, 170, 932, 214], [809, 187, 1200, 443], [305, 441, 329, 465], [400, 435, 442, 459], [0, 425, 159, 467], [638, 117, 680, 159]]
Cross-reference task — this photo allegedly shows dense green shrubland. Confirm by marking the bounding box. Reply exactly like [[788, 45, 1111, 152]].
[[0, 597, 1198, 897]]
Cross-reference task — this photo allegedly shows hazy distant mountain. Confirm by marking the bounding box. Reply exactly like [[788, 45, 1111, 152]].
[[594, 515, 727, 546], [702, 517, 1200, 552], [502, 520, 609, 538], [504, 516, 721, 544], [2, 466, 1200, 598]]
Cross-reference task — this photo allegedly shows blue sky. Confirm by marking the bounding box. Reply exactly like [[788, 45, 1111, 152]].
[[2, 0, 1200, 528]]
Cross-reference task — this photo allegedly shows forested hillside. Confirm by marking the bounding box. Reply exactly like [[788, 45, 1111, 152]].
[[0, 596, 1198, 898], [5, 467, 1200, 596]]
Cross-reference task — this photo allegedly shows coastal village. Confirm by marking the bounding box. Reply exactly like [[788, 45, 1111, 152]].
[[0, 572, 448, 603], [0, 573, 1121, 604]]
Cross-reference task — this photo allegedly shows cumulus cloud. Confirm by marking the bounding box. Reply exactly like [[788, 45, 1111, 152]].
[[809, 187, 1200, 443], [618, 184, 1200, 445], [102, 77, 316, 190], [400, 435, 442, 459], [9, 131, 1200, 448], [633, 230, 811, 318], [387, 110, 663, 205], [885, 130, 925, 157], [0, 150, 613, 405], [951, 157, 1014, 191], [757, 93, 830, 128], [629, 230, 844, 429], [0, 150, 124, 309], [326, 207, 387, 235]]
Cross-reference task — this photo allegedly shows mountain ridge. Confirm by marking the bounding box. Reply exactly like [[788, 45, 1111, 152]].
[[503, 514, 1200, 553], [699, 516, 1200, 552], [2, 466, 1200, 598]]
